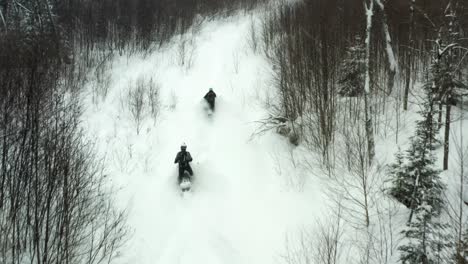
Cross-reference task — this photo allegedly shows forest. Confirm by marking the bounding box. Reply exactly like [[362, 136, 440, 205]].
[[1, 0, 467, 263]]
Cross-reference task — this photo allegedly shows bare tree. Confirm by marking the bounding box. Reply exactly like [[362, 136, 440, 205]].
[[446, 98, 468, 263], [364, 0, 376, 164], [403, 0, 416, 111], [169, 89, 178, 111], [328, 123, 382, 229], [92, 55, 113, 104], [374, 0, 398, 95], [281, 202, 344, 264], [177, 35, 196, 70], [147, 78, 161, 123], [440, 0, 467, 171], [0, 81, 129, 264], [128, 78, 146, 135]]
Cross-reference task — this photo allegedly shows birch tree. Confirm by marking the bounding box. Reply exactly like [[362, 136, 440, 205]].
[[364, 0, 375, 163], [374, 0, 398, 95]]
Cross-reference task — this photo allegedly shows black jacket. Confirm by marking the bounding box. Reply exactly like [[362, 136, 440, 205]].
[[174, 151, 193, 167], [204, 91, 217, 102]]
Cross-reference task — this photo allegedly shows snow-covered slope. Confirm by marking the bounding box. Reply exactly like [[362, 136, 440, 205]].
[[82, 12, 325, 264]]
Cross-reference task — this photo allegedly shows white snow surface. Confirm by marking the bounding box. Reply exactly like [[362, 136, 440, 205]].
[[82, 12, 324, 264], [80, 6, 468, 264]]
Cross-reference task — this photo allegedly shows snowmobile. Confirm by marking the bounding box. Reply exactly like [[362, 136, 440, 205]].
[[203, 102, 214, 117], [179, 170, 192, 192], [205, 105, 213, 117], [203, 88, 216, 117], [174, 143, 193, 193]]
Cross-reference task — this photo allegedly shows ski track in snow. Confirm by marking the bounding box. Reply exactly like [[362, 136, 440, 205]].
[[82, 12, 324, 264]]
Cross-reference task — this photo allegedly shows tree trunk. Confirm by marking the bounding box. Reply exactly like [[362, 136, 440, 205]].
[[364, 0, 375, 163], [443, 101, 451, 170], [364, 93, 375, 164], [374, 0, 398, 95], [320, 19, 331, 156], [438, 102, 443, 129], [403, 0, 415, 110], [442, 1, 458, 170], [456, 97, 465, 262]]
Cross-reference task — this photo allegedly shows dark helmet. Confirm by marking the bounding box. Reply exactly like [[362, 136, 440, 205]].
[[181, 142, 187, 151], [209, 88, 213, 92]]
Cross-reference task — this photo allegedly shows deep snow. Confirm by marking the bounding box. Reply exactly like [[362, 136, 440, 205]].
[[80, 6, 468, 264], [82, 12, 325, 264]]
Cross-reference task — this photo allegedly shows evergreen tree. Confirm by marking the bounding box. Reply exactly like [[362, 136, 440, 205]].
[[404, 139, 444, 214], [338, 36, 366, 97], [392, 60, 448, 264], [464, 231, 468, 263], [457, 230, 468, 264], [388, 149, 412, 206], [416, 79, 441, 149], [407, 87, 444, 212], [389, 88, 444, 212], [399, 200, 452, 264]]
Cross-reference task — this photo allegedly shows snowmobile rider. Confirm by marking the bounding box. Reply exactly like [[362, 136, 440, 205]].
[[174, 143, 193, 181], [204, 88, 217, 111]]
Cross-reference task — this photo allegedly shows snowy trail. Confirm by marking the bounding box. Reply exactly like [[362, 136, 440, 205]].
[[83, 12, 324, 264]]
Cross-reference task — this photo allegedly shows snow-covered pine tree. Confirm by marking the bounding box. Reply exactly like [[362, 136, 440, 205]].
[[388, 88, 444, 212], [404, 137, 444, 215], [462, 230, 468, 263], [393, 61, 449, 263], [388, 135, 443, 212], [388, 149, 413, 206], [399, 200, 452, 264], [338, 36, 366, 97]]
